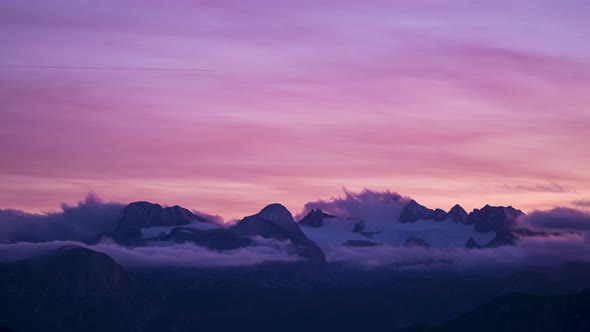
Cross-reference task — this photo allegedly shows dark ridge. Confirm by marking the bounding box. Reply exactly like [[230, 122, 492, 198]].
[[110, 201, 211, 245], [159, 227, 253, 250], [399, 200, 436, 223], [298, 208, 338, 227], [344, 240, 380, 247], [233, 204, 326, 265], [468, 205, 525, 233], [397, 290, 590, 332], [448, 204, 469, 223]]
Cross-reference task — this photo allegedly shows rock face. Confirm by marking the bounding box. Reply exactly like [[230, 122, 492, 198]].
[[448, 204, 469, 223], [298, 209, 338, 227], [41, 246, 132, 298], [0, 246, 154, 332], [399, 290, 590, 332], [111, 201, 211, 245], [468, 205, 524, 233], [159, 227, 252, 250], [353, 220, 366, 233], [399, 200, 437, 223], [233, 204, 326, 264], [404, 237, 431, 248], [433, 209, 449, 222], [465, 238, 480, 249], [233, 204, 307, 241]]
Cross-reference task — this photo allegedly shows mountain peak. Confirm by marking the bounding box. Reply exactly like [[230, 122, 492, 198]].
[[298, 208, 338, 227], [468, 205, 525, 233], [234, 204, 304, 240], [258, 203, 295, 224], [399, 199, 436, 223], [111, 201, 212, 245], [449, 204, 469, 223]]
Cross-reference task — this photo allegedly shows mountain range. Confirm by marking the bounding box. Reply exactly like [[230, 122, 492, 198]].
[[95, 198, 538, 262], [0, 194, 588, 331]]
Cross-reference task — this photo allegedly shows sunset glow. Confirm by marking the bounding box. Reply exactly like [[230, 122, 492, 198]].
[[1, 1, 589, 219]]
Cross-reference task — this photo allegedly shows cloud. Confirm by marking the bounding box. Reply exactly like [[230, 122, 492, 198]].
[[0, 239, 301, 268], [502, 183, 576, 193], [321, 232, 590, 272], [572, 200, 590, 208], [0, 193, 124, 243], [191, 210, 225, 224], [519, 208, 590, 231], [296, 189, 411, 222]]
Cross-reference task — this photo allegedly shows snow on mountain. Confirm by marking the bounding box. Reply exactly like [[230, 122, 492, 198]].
[[298, 200, 497, 249], [301, 214, 495, 249]]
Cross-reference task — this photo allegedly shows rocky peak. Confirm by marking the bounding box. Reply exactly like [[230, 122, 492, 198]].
[[468, 205, 525, 233], [112, 201, 208, 245], [449, 204, 469, 223], [233, 205, 326, 265], [119, 201, 201, 228], [258, 203, 295, 223], [233, 204, 305, 240], [433, 208, 449, 221], [399, 199, 436, 223], [298, 208, 337, 227]]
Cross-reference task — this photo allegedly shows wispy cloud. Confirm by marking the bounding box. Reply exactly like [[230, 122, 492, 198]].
[[572, 200, 590, 207], [502, 183, 576, 193]]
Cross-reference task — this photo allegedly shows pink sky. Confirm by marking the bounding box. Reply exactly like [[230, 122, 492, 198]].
[[1, 0, 589, 220]]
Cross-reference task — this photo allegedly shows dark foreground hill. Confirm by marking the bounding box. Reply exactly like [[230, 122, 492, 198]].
[[398, 290, 590, 332], [1, 245, 590, 332], [0, 246, 155, 332]]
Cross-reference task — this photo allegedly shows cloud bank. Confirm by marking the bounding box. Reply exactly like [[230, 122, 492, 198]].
[[520, 207, 590, 232], [323, 232, 590, 272], [0, 193, 124, 243], [572, 200, 590, 208], [0, 238, 301, 268], [297, 189, 411, 222]]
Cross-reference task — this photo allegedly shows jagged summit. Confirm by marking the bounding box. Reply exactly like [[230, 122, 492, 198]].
[[399, 199, 444, 223], [110, 201, 213, 245], [233, 205, 326, 264], [468, 205, 525, 233], [449, 204, 469, 223], [298, 208, 338, 227], [121, 201, 210, 228]]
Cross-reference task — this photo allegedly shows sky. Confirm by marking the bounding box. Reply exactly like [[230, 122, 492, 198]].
[[1, 0, 589, 220]]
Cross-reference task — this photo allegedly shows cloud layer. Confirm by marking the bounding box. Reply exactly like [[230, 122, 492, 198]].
[[297, 189, 410, 222], [0, 239, 300, 267], [0, 193, 124, 243], [520, 207, 590, 232]]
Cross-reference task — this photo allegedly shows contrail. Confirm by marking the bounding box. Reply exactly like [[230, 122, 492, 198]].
[[0, 65, 214, 72]]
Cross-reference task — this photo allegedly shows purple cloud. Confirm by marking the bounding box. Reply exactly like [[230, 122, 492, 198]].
[[0, 239, 301, 267], [519, 208, 590, 231], [502, 183, 576, 193], [0, 193, 124, 243], [572, 200, 590, 208], [297, 189, 410, 221], [321, 232, 590, 271]]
